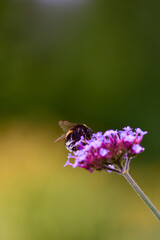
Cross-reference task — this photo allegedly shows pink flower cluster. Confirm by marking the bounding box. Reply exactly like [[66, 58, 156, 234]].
[[64, 126, 147, 173]]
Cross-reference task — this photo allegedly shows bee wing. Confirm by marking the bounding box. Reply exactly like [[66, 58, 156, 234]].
[[59, 120, 76, 132], [55, 133, 66, 142]]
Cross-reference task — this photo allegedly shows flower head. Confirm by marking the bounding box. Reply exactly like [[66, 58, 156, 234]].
[[64, 127, 147, 173]]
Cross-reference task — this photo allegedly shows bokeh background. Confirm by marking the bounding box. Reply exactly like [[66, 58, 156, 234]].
[[0, 0, 160, 239]]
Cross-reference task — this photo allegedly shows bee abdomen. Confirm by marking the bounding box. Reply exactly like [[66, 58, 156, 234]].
[[65, 130, 80, 151], [65, 126, 92, 152]]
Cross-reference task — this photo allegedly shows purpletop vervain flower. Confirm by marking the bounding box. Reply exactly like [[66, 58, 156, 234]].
[[64, 127, 147, 173], [57, 122, 160, 221], [56, 122, 160, 221]]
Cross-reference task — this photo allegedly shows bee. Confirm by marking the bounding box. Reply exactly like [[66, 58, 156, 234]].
[[55, 120, 93, 152]]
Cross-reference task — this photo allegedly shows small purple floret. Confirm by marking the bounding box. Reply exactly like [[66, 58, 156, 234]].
[[104, 130, 118, 137], [132, 144, 144, 154], [99, 148, 109, 157], [64, 126, 147, 173]]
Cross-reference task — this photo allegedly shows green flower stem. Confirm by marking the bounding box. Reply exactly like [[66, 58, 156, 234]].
[[123, 171, 160, 221]]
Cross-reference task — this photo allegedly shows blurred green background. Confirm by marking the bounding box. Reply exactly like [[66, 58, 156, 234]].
[[0, 0, 160, 239]]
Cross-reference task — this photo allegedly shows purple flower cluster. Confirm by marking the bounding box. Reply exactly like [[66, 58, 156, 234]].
[[64, 127, 147, 173]]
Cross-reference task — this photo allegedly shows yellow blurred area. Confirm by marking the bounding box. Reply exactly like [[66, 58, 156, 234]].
[[0, 121, 159, 240]]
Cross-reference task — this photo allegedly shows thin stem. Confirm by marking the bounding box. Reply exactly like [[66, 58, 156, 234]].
[[103, 165, 122, 174], [124, 158, 131, 172], [123, 171, 160, 221]]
